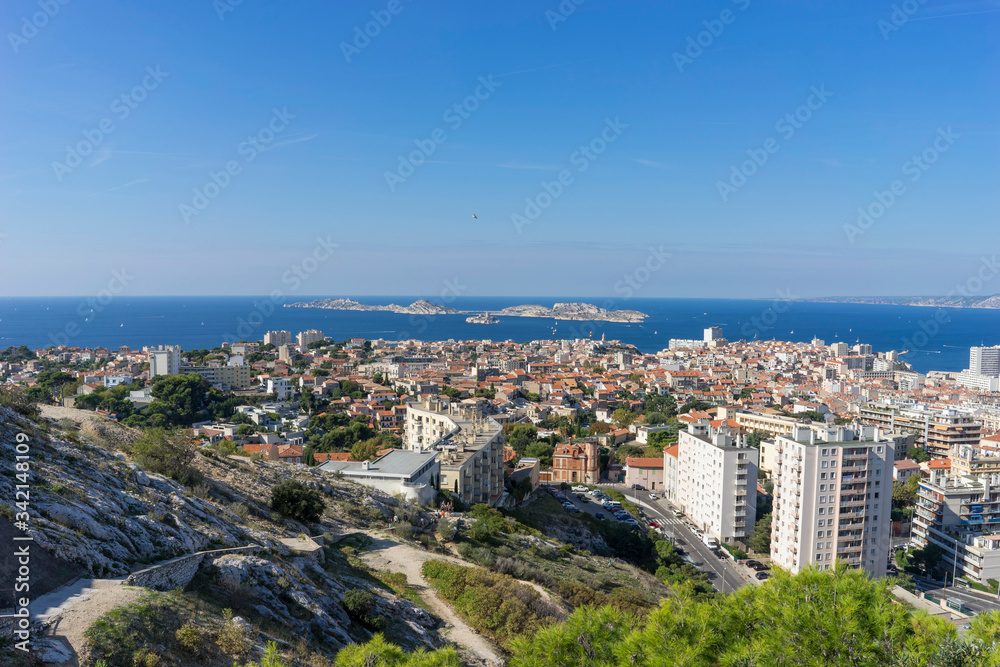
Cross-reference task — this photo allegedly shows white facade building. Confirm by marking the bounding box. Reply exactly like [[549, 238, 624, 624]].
[[296, 329, 325, 347], [770, 424, 894, 578], [264, 330, 292, 347], [149, 345, 181, 378], [676, 419, 758, 546], [970, 345, 1000, 376]]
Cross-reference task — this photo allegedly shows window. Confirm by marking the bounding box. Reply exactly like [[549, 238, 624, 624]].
[[816, 554, 822, 561], [819, 496, 826, 503], [821, 472, 827, 479], [819, 508, 825, 515], [820, 484, 827, 491], [822, 449, 829, 456], [822, 461, 828, 468], [877, 446, 883, 454], [827, 530, 833, 537], [818, 519, 825, 527]]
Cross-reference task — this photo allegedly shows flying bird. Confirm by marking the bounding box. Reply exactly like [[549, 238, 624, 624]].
[[472, 214, 478, 219]]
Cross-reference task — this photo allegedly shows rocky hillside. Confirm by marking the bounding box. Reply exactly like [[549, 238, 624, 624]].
[[0, 406, 450, 666]]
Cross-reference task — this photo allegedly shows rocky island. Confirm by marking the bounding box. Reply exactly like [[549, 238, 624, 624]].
[[285, 298, 649, 322], [284, 298, 459, 315]]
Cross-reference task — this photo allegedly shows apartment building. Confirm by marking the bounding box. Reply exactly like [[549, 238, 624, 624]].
[[859, 404, 981, 457], [149, 345, 181, 377], [912, 473, 1000, 584], [970, 345, 1000, 376], [405, 397, 504, 506], [770, 424, 894, 577], [182, 365, 253, 390], [677, 419, 758, 546], [264, 330, 292, 347], [296, 329, 325, 347], [663, 444, 679, 506]]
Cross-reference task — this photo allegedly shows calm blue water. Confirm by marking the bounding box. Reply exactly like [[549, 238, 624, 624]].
[[0, 296, 996, 374]]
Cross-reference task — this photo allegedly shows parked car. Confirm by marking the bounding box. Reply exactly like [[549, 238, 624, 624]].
[[630, 483, 645, 490], [745, 559, 762, 569], [648, 494, 659, 500], [755, 572, 770, 581]]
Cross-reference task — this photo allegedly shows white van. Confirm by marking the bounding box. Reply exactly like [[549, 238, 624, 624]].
[[571, 485, 588, 493], [702, 534, 719, 549], [605, 500, 622, 508]]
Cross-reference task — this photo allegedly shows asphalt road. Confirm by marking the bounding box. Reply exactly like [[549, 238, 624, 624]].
[[559, 482, 754, 593]]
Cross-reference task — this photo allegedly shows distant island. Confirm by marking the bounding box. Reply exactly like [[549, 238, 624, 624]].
[[809, 295, 1000, 309], [284, 298, 648, 322]]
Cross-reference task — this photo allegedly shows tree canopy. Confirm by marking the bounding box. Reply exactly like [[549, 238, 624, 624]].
[[342, 566, 1000, 667]]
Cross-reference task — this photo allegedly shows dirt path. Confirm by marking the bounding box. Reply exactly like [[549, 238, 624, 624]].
[[34, 578, 145, 666], [357, 531, 505, 666]]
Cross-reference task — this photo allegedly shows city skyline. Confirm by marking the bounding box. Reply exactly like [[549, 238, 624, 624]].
[[2, 1, 998, 299]]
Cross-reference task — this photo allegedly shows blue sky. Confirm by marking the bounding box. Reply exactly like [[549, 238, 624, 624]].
[[1, 0, 998, 299]]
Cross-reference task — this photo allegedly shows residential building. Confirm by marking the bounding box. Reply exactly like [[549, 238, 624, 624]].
[[859, 404, 981, 457], [183, 365, 253, 390], [297, 329, 325, 347], [912, 473, 1000, 585], [957, 370, 1000, 392], [405, 397, 504, 506], [508, 457, 540, 494], [278, 345, 295, 364], [677, 419, 759, 546], [149, 345, 181, 377], [267, 377, 292, 401], [320, 449, 440, 505], [893, 459, 921, 482], [264, 330, 292, 347], [663, 444, 679, 506], [624, 457, 664, 491], [704, 327, 724, 342], [970, 345, 1000, 376], [770, 424, 894, 577], [551, 439, 600, 485]]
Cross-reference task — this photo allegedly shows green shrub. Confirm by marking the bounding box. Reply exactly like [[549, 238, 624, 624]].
[[270, 480, 325, 523], [0, 387, 40, 419], [341, 589, 385, 631], [128, 429, 202, 486], [216, 609, 253, 658], [174, 622, 205, 655]]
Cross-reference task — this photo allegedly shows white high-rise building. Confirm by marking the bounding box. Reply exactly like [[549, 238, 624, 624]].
[[149, 345, 181, 377], [677, 419, 758, 546], [970, 345, 1000, 377], [770, 424, 894, 577], [264, 330, 292, 347], [704, 327, 724, 342], [296, 329, 325, 347]]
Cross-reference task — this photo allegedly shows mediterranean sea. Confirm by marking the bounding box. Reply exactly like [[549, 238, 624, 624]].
[[1, 296, 998, 375]]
